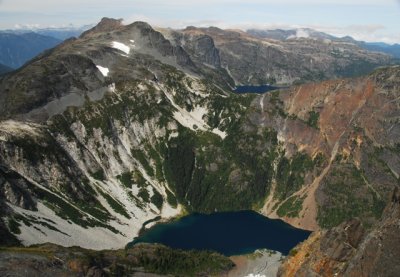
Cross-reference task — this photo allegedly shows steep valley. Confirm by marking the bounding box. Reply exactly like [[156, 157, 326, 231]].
[[0, 18, 399, 276]]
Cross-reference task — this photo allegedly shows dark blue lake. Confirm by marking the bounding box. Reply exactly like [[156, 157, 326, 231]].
[[130, 211, 311, 256], [233, 85, 282, 94]]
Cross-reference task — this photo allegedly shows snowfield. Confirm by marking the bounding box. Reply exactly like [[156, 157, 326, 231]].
[[111, 41, 130, 54], [96, 65, 109, 77]]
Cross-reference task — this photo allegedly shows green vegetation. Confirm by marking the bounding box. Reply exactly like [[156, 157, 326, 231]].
[[163, 123, 277, 212], [146, 144, 165, 182], [24, 181, 117, 233], [97, 189, 131, 219], [7, 218, 21, 234], [307, 110, 320, 129], [116, 171, 133, 188], [131, 149, 155, 177], [0, 243, 234, 276], [317, 163, 386, 228], [269, 90, 287, 118], [136, 246, 234, 275], [150, 190, 164, 210], [288, 248, 298, 257], [91, 169, 105, 181], [166, 189, 178, 208], [138, 187, 150, 203], [132, 169, 148, 188], [277, 195, 305, 218], [275, 152, 314, 200]]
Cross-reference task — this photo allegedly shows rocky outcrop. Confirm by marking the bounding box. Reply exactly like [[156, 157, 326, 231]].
[[80, 17, 123, 38], [180, 27, 395, 85], [169, 30, 221, 68], [278, 188, 400, 277]]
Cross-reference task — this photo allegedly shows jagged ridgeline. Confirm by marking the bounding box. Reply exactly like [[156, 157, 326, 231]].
[[0, 18, 399, 249]]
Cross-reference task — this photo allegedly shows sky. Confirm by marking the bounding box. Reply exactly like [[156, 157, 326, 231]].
[[0, 0, 399, 44]]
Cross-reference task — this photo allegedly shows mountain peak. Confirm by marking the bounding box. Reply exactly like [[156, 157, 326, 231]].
[[80, 17, 123, 38]]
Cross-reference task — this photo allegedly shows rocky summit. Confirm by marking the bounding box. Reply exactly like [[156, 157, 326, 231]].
[[0, 18, 399, 276]]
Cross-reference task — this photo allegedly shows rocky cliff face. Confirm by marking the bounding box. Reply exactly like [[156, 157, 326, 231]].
[[278, 188, 400, 277], [0, 19, 399, 251], [257, 66, 400, 231], [176, 27, 394, 85]]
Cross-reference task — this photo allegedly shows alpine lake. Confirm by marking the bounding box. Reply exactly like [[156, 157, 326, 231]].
[[130, 210, 311, 256]]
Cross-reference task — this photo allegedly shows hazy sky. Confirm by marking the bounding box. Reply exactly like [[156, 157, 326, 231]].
[[1, 0, 399, 43]]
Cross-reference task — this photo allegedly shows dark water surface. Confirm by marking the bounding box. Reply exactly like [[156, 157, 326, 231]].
[[233, 84, 283, 94], [130, 211, 311, 256]]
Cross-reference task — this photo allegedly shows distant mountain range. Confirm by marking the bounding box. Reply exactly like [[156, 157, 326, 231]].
[[0, 32, 61, 68], [247, 28, 400, 59], [359, 41, 400, 59], [0, 25, 398, 71], [7, 25, 93, 40], [247, 28, 336, 41], [0, 26, 91, 69]]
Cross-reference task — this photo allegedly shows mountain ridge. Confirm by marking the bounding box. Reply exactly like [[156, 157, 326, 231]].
[[247, 27, 400, 59], [0, 19, 399, 255]]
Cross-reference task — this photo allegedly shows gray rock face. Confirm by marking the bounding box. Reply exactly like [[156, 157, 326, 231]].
[[0, 175, 36, 210], [172, 32, 221, 67], [180, 26, 395, 85], [0, 53, 104, 120], [80, 17, 123, 38]]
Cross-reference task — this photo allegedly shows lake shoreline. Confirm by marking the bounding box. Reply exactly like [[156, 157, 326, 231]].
[[128, 210, 311, 256]]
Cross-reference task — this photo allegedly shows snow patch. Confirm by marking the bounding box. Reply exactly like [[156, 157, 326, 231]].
[[172, 107, 207, 133], [96, 65, 109, 77], [111, 41, 130, 54], [211, 128, 227, 139]]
